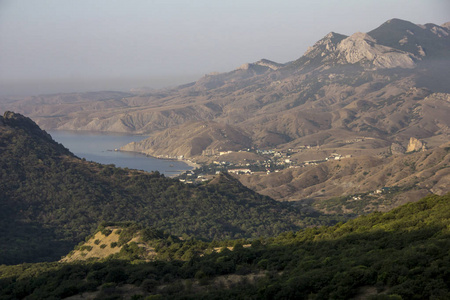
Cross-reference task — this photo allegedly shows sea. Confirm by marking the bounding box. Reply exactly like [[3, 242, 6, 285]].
[[49, 131, 193, 176]]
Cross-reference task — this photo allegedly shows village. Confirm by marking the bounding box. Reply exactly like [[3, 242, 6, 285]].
[[176, 146, 353, 184]]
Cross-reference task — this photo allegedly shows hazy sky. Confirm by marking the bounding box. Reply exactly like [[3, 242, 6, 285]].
[[0, 0, 449, 95]]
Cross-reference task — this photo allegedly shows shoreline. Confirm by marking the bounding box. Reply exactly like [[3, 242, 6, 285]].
[[182, 159, 201, 169], [118, 149, 201, 171], [49, 130, 199, 177]]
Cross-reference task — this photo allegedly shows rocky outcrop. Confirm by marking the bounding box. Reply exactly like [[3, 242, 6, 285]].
[[304, 32, 348, 58], [406, 137, 426, 153], [254, 59, 285, 70], [301, 29, 421, 70], [336, 32, 417, 69], [391, 142, 406, 155], [237, 59, 284, 72]]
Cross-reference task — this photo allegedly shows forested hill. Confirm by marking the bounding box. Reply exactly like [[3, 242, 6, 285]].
[[0, 193, 449, 299], [0, 110, 72, 156], [0, 112, 343, 265]]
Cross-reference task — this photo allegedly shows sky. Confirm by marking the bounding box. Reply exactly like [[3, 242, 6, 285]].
[[0, 0, 449, 96]]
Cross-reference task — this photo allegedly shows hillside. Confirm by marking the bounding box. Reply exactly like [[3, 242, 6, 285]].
[[121, 120, 252, 158], [1, 193, 449, 299], [0, 19, 449, 159], [237, 143, 450, 210], [0, 112, 340, 265]]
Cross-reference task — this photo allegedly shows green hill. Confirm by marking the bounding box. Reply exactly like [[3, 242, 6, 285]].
[[0, 193, 448, 299], [0, 112, 340, 265]]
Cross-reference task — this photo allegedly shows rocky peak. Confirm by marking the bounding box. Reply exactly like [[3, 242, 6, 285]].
[[336, 32, 417, 69], [303, 32, 348, 58], [297, 27, 421, 70], [369, 19, 450, 59], [237, 63, 253, 70], [377, 18, 420, 34]]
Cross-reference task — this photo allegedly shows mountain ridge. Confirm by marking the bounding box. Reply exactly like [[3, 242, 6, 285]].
[[0, 18, 449, 161]]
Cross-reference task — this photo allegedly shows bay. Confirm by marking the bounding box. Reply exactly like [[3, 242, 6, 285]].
[[49, 131, 193, 176]]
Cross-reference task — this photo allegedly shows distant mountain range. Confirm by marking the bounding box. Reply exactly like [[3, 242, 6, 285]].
[[1, 19, 449, 160]]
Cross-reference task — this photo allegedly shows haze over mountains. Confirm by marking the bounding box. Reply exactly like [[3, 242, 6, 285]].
[[1, 19, 449, 159]]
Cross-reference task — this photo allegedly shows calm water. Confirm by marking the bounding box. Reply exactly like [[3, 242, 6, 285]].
[[49, 131, 193, 176]]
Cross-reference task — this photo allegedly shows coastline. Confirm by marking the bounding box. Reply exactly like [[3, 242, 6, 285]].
[[182, 159, 201, 169], [118, 149, 201, 171], [49, 130, 198, 177]]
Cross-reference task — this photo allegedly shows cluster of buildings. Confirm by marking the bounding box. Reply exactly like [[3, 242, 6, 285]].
[[178, 147, 356, 182]]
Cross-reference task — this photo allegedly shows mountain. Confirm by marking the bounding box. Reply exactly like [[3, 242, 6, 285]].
[[295, 30, 418, 70], [1, 193, 449, 299], [368, 18, 450, 58], [1, 19, 448, 157], [0, 112, 340, 264]]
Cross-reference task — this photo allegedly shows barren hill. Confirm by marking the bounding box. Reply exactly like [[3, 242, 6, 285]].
[[121, 121, 252, 158], [236, 143, 450, 213]]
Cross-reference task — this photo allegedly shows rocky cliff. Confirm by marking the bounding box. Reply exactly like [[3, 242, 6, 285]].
[[406, 137, 426, 152]]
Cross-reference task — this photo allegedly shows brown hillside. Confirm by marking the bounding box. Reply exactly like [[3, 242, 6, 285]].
[[236, 144, 450, 212]]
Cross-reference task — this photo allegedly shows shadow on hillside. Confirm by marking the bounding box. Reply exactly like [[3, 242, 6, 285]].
[[0, 220, 74, 265], [1, 223, 449, 299]]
